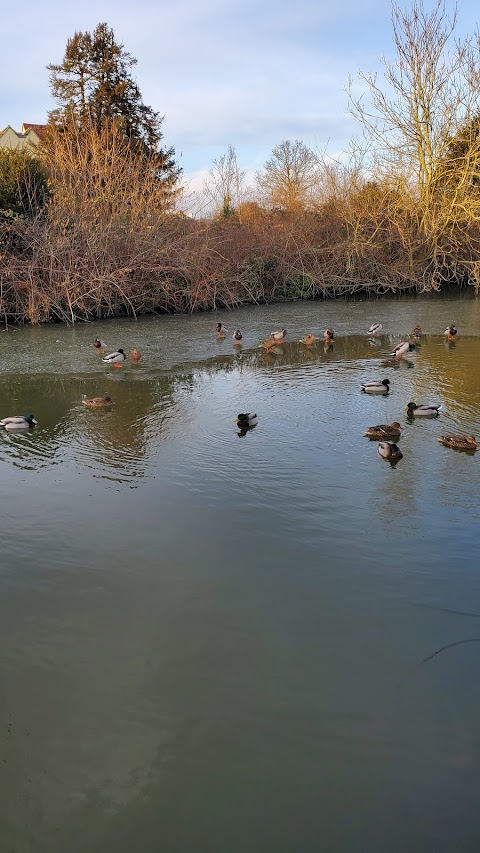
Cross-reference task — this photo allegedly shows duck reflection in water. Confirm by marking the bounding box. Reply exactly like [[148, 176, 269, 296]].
[[236, 412, 257, 437], [237, 423, 257, 437], [260, 344, 284, 359]]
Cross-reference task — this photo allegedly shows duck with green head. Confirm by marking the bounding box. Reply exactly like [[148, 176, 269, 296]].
[[361, 379, 390, 394], [406, 402, 441, 417], [0, 414, 37, 430]]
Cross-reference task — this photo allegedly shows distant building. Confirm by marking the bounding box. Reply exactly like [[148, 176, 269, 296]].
[[0, 123, 47, 156]]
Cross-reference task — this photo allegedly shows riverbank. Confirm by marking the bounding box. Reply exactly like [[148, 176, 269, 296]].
[[1, 210, 478, 326]]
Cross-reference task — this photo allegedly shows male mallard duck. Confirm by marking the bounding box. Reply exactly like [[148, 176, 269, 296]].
[[368, 322, 383, 336], [361, 378, 390, 394], [271, 328, 287, 342], [444, 324, 458, 337], [299, 334, 317, 346], [364, 421, 402, 440], [437, 434, 477, 451], [93, 337, 107, 350], [102, 348, 126, 365], [0, 414, 37, 430], [378, 441, 403, 461], [324, 328, 335, 341], [233, 330, 243, 344], [130, 349, 142, 363], [406, 402, 441, 417], [391, 341, 416, 358], [236, 413, 258, 428], [216, 322, 228, 339], [82, 396, 113, 408]]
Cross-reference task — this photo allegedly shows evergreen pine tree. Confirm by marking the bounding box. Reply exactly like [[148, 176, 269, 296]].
[[47, 23, 181, 195]]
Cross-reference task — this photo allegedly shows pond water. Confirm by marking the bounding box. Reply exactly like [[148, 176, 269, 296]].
[[1, 295, 480, 853]]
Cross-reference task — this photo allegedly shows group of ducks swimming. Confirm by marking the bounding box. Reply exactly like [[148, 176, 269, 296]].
[[0, 337, 143, 428], [216, 323, 292, 349], [233, 321, 476, 454], [232, 325, 334, 433], [360, 321, 476, 461], [217, 323, 338, 354], [93, 337, 142, 366], [76, 338, 143, 408], [1, 322, 475, 454]]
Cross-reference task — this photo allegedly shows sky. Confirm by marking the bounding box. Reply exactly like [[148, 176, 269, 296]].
[[1, 0, 479, 204]]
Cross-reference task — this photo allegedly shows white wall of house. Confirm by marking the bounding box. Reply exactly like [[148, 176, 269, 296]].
[[0, 126, 42, 155]]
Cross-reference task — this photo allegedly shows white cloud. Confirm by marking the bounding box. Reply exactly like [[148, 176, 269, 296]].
[[3, 0, 478, 185]]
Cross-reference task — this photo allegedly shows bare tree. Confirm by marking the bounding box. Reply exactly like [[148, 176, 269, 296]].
[[255, 140, 319, 212], [202, 145, 247, 218], [348, 0, 480, 285]]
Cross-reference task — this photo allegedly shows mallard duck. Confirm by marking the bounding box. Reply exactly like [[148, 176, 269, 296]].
[[93, 337, 107, 350], [378, 441, 403, 461], [0, 414, 37, 430], [102, 348, 126, 365], [130, 349, 142, 363], [380, 357, 401, 368], [271, 328, 287, 342], [233, 330, 243, 344], [364, 421, 402, 440], [411, 325, 422, 338], [82, 396, 113, 408], [299, 334, 317, 346], [324, 328, 335, 341], [406, 402, 441, 417], [216, 322, 228, 339], [437, 434, 477, 451], [361, 378, 390, 394], [368, 322, 383, 335], [444, 324, 458, 337], [391, 341, 416, 358], [236, 413, 258, 428]]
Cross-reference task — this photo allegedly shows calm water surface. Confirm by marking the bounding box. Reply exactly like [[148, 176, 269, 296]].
[[1, 296, 480, 852]]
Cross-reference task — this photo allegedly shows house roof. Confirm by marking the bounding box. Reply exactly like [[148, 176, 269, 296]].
[[22, 123, 47, 140]]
